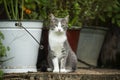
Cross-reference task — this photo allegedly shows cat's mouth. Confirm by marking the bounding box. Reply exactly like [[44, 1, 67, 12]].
[[55, 30, 65, 34]]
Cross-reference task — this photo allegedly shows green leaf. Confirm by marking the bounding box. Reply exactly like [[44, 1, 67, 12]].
[[107, 13, 112, 18], [7, 46, 10, 51], [115, 14, 120, 19], [0, 70, 3, 80], [117, 20, 120, 27], [98, 15, 106, 22], [112, 18, 115, 24], [0, 31, 4, 40]]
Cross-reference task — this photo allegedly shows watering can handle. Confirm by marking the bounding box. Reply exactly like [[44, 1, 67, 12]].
[[15, 22, 44, 50]]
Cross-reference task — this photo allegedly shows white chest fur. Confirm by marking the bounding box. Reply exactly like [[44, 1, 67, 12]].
[[49, 30, 67, 57]]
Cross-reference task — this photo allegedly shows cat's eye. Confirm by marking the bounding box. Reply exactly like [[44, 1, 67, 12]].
[[51, 26, 55, 30], [64, 27, 67, 30], [54, 23, 58, 27], [62, 25, 67, 29], [62, 25, 65, 27]]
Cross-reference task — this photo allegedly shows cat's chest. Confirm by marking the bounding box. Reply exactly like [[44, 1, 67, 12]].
[[49, 31, 67, 54]]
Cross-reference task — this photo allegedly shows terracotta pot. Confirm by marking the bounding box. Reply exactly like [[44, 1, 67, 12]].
[[67, 28, 81, 53]]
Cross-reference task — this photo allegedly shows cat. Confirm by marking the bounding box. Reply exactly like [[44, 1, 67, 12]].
[[47, 14, 77, 73]]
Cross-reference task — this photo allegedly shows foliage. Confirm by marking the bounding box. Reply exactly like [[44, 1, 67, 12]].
[[0, 0, 120, 27], [73, 0, 120, 27], [0, 70, 3, 80], [0, 31, 8, 80], [0, 0, 49, 20], [23, 0, 50, 20], [93, 0, 120, 27], [0, 31, 9, 57], [40, 0, 120, 27]]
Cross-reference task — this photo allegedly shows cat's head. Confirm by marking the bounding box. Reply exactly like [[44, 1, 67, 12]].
[[49, 14, 69, 33]]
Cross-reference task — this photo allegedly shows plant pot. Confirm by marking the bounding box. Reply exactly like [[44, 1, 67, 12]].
[[0, 20, 43, 73], [67, 28, 81, 53], [77, 27, 108, 68]]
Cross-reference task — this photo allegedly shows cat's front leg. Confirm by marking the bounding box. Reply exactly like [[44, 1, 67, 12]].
[[52, 57, 59, 72], [60, 58, 67, 73]]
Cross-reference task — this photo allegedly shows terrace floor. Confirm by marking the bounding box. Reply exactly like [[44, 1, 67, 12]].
[[3, 69, 120, 80]]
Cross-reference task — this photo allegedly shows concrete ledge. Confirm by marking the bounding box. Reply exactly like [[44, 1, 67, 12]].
[[3, 69, 120, 80]]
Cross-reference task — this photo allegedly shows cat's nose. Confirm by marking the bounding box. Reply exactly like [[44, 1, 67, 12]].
[[58, 29, 61, 32]]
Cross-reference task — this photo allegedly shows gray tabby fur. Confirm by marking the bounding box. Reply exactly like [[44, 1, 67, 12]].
[[48, 14, 77, 73]]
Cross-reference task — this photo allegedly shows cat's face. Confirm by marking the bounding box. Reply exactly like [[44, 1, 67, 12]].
[[50, 14, 69, 33]]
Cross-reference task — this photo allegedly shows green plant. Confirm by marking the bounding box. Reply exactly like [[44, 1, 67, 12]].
[[0, 31, 10, 65], [0, 31, 9, 57], [23, 0, 50, 20], [101, 0, 120, 27], [1, 0, 120, 27], [0, 69, 3, 80], [75, 0, 120, 27], [43, 0, 120, 27], [1, 0, 24, 20], [0, 0, 49, 20], [0, 31, 9, 80], [39, 0, 81, 27]]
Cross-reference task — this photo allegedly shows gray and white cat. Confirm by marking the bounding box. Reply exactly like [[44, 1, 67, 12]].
[[48, 14, 77, 73]]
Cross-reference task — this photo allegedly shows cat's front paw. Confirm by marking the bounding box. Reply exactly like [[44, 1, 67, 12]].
[[53, 69, 59, 73], [60, 69, 67, 73]]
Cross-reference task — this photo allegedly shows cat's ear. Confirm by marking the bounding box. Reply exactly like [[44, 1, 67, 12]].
[[64, 15, 69, 23], [50, 13, 55, 20]]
